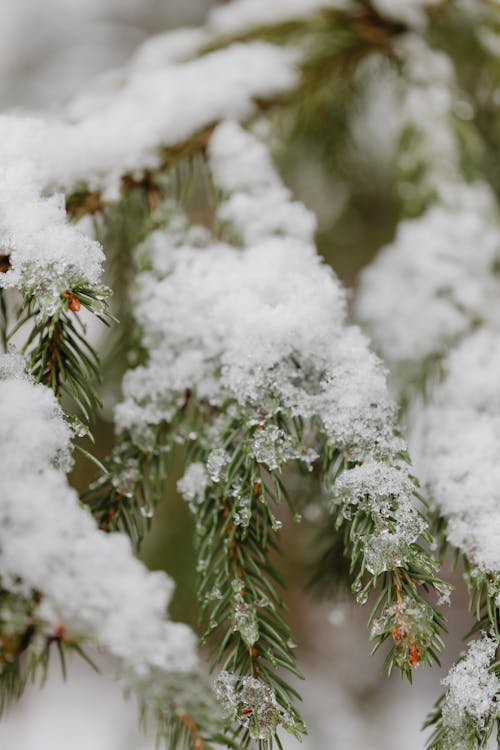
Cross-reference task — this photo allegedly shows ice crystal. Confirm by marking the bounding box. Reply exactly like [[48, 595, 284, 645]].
[[371, 597, 435, 669], [233, 584, 260, 648], [177, 463, 208, 512], [206, 448, 230, 483], [215, 670, 301, 739], [251, 425, 300, 471]]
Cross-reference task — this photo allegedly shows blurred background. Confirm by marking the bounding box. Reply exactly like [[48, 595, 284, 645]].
[[0, 1, 492, 748]]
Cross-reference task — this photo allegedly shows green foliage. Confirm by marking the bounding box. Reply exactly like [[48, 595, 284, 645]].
[[0, 588, 98, 716], [10, 282, 112, 428], [192, 423, 307, 746]]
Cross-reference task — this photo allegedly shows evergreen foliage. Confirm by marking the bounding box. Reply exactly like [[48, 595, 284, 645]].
[[1, 2, 500, 749]]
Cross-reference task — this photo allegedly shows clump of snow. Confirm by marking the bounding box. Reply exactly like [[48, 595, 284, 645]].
[[332, 461, 424, 575], [0, 39, 298, 307], [416, 329, 500, 589], [117, 121, 423, 575], [0, 353, 197, 688], [356, 182, 500, 368], [0, 161, 104, 314], [0, 43, 297, 192], [208, 0, 343, 35], [127, 28, 209, 71], [353, 25, 500, 608], [118, 123, 399, 460], [209, 120, 317, 245], [439, 634, 499, 748], [357, 183, 500, 599], [394, 34, 461, 196], [372, 0, 440, 28]]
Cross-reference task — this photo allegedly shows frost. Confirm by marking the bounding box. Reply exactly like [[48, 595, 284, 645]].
[[215, 670, 301, 739], [0, 354, 197, 691], [439, 635, 500, 748]]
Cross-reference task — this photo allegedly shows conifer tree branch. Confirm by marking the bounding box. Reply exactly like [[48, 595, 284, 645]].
[[10, 282, 112, 430]]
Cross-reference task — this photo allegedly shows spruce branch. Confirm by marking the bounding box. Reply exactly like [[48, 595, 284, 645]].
[[318, 448, 448, 678], [424, 638, 500, 750], [0, 588, 99, 716], [10, 282, 112, 428], [81, 421, 175, 546], [142, 672, 240, 750], [188, 411, 308, 747]]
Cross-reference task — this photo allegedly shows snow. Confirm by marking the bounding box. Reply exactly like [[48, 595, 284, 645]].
[[356, 182, 500, 368], [393, 35, 460, 198], [0, 354, 197, 691], [0, 161, 104, 314], [332, 461, 425, 575], [439, 634, 500, 748], [208, 0, 344, 35], [117, 121, 423, 576], [372, 0, 440, 28], [1, 43, 296, 192], [416, 329, 500, 584], [0, 41, 297, 309]]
